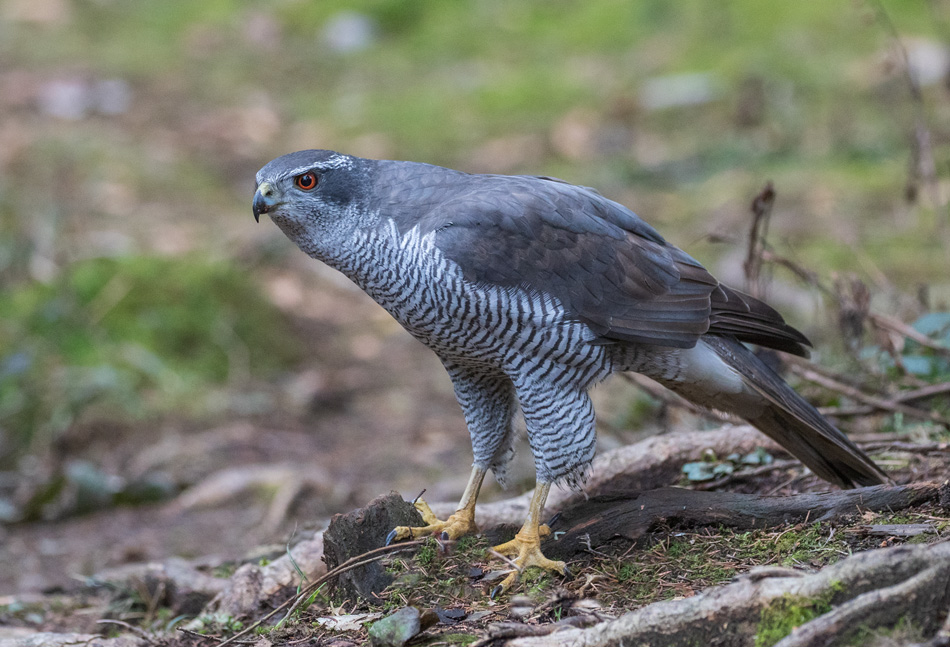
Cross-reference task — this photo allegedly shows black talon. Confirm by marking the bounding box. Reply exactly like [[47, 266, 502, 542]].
[[562, 564, 572, 578], [385, 529, 398, 546], [546, 512, 562, 527], [490, 584, 504, 600], [441, 531, 450, 541]]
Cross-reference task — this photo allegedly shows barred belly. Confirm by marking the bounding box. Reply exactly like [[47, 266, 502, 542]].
[[335, 221, 611, 385], [321, 219, 612, 484]]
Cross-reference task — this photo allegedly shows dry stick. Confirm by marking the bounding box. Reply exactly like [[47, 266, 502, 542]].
[[743, 181, 776, 299], [96, 619, 153, 640], [858, 441, 949, 455], [764, 248, 950, 359], [787, 362, 950, 426], [822, 381, 950, 418], [211, 539, 425, 647], [869, 312, 950, 357]]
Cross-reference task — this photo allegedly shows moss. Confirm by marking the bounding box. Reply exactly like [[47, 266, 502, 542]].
[[755, 592, 836, 647], [432, 634, 478, 646], [417, 538, 439, 567]]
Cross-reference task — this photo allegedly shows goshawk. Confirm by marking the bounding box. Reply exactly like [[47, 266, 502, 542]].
[[253, 150, 887, 594]]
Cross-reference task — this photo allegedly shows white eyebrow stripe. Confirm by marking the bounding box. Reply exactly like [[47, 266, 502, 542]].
[[257, 154, 353, 185], [280, 163, 323, 180]]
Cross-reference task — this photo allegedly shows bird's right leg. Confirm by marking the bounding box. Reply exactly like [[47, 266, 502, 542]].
[[386, 363, 516, 545], [387, 465, 486, 543]]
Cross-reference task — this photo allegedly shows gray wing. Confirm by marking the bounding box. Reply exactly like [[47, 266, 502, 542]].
[[430, 174, 809, 355]]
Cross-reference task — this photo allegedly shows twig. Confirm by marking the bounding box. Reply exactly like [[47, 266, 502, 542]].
[[820, 381, 950, 418], [857, 441, 949, 455], [761, 250, 950, 356], [690, 460, 800, 491], [96, 619, 153, 640], [744, 181, 776, 299], [787, 362, 950, 426], [868, 313, 950, 357], [213, 539, 425, 647]]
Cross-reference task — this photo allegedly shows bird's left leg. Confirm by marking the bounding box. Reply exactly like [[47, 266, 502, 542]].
[[386, 364, 516, 545], [490, 481, 566, 596], [488, 381, 595, 595]]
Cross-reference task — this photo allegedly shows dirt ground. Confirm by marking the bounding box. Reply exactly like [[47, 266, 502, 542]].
[[0, 256, 654, 598]]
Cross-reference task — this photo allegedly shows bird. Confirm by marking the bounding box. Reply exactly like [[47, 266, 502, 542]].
[[252, 149, 888, 595]]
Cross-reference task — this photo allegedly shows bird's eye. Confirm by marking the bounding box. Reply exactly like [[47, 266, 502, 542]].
[[294, 172, 319, 191]]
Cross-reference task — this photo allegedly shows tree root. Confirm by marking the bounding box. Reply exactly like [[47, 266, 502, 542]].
[[430, 424, 786, 527], [497, 541, 950, 647], [546, 481, 948, 559]]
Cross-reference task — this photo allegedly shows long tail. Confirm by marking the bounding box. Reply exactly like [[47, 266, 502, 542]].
[[657, 336, 889, 488]]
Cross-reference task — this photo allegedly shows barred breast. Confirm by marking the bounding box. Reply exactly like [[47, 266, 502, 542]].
[[331, 220, 612, 387]]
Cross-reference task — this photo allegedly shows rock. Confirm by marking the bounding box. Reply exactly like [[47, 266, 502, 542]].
[[206, 532, 326, 618], [367, 607, 421, 647], [322, 491, 423, 602], [95, 557, 228, 615]]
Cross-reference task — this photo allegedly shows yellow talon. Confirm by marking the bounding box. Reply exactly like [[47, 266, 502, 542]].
[[488, 481, 567, 597], [388, 497, 479, 543], [491, 526, 566, 596], [413, 498, 442, 526], [386, 467, 487, 546]]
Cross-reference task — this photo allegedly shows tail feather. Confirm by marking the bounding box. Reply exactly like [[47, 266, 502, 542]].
[[700, 336, 888, 488]]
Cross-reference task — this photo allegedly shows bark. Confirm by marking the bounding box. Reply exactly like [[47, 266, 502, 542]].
[[546, 481, 947, 559], [431, 424, 785, 526], [498, 542, 950, 647]]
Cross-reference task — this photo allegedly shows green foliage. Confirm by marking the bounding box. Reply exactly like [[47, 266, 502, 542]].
[[682, 447, 774, 482], [0, 255, 301, 465], [861, 311, 950, 382]]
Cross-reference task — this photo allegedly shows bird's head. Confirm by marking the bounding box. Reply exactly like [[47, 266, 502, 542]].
[[253, 149, 376, 255]]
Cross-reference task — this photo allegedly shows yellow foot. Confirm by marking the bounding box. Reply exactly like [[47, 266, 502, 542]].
[[489, 526, 568, 597], [385, 498, 478, 545]]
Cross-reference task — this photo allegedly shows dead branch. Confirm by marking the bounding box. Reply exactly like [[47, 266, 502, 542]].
[[545, 482, 946, 559], [858, 441, 950, 455], [760, 249, 950, 363], [690, 460, 800, 491], [500, 541, 950, 647], [822, 380, 950, 418], [870, 312, 950, 358], [786, 360, 950, 426], [429, 425, 786, 526], [744, 181, 776, 299]]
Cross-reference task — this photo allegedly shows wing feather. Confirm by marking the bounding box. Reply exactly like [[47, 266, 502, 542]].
[[379, 164, 809, 355]]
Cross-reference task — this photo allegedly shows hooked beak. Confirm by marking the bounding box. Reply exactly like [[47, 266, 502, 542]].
[[253, 182, 280, 222]]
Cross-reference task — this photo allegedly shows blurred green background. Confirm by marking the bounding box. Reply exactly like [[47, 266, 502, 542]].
[[1, 0, 948, 477]]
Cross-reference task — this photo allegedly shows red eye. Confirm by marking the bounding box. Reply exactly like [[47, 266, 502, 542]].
[[294, 172, 319, 191]]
